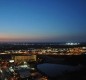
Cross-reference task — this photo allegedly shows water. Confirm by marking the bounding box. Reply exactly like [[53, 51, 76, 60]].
[[37, 63, 81, 77]]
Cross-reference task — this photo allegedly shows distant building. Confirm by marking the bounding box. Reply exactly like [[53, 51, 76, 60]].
[[12, 54, 36, 62], [0, 54, 36, 62]]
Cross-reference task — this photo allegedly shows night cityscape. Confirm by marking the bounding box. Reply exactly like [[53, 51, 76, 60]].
[[0, 0, 86, 80], [0, 42, 86, 80]]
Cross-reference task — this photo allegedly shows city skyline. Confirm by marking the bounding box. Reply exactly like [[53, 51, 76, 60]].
[[0, 0, 86, 42]]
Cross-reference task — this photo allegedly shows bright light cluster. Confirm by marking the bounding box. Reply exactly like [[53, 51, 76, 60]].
[[66, 43, 80, 45]]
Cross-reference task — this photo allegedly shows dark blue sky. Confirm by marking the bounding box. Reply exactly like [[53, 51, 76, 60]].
[[0, 0, 86, 42]]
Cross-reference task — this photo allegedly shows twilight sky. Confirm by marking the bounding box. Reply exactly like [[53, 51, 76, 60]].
[[0, 0, 86, 42]]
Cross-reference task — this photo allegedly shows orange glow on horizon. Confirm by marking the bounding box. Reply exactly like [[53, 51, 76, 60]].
[[0, 33, 58, 42]]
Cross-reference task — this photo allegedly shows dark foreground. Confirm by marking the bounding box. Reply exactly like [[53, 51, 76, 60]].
[[0, 55, 86, 80]]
